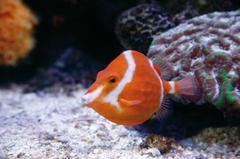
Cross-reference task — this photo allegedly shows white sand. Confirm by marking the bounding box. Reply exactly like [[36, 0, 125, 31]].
[[0, 84, 239, 159]]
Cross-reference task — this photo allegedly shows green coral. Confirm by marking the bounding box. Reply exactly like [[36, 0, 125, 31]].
[[206, 92, 214, 101], [226, 81, 235, 104], [210, 51, 228, 59], [201, 72, 213, 79], [215, 70, 237, 108], [215, 89, 225, 108]]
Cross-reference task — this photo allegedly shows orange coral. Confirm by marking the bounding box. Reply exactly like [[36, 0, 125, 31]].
[[0, 0, 37, 66]]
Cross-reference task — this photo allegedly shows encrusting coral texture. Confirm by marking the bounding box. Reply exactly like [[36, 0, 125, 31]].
[[115, 4, 175, 53], [0, 0, 37, 66], [148, 10, 240, 119]]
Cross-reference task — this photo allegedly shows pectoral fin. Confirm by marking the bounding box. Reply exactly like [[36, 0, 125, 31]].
[[119, 98, 142, 106]]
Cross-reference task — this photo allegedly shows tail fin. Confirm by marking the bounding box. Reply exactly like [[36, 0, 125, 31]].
[[164, 76, 200, 97], [174, 76, 200, 96]]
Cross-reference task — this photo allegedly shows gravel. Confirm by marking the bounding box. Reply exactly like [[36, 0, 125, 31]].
[[0, 84, 239, 159]]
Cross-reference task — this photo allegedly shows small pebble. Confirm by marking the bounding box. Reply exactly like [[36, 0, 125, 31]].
[[144, 148, 161, 157]]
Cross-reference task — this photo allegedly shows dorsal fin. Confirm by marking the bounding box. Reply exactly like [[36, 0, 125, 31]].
[[152, 59, 175, 80], [153, 64, 161, 76]]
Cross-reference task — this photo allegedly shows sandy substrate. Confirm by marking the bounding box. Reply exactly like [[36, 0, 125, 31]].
[[0, 85, 239, 159]]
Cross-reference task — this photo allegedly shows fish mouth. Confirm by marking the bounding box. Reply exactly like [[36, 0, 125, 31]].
[[81, 85, 105, 106]]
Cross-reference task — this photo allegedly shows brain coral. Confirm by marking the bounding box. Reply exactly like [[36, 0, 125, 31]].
[[148, 10, 240, 118], [0, 0, 37, 66]]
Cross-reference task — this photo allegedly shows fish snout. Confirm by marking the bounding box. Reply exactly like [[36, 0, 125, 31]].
[[81, 86, 104, 106]]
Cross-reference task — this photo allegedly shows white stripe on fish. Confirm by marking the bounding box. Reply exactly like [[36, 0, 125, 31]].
[[103, 50, 136, 111], [168, 81, 175, 94], [148, 60, 164, 109], [82, 85, 104, 104]]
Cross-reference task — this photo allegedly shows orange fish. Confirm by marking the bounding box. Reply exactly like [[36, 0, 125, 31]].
[[82, 50, 199, 126]]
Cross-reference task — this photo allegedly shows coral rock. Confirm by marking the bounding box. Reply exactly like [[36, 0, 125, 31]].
[[148, 10, 240, 117], [0, 0, 37, 66], [115, 4, 175, 53], [141, 134, 176, 153]]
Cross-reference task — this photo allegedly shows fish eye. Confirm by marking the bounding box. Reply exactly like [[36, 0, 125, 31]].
[[109, 78, 116, 83]]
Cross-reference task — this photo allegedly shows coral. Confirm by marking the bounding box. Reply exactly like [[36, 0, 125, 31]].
[[115, 4, 175, 53], [172, 4, 199, 24], [148, 10, 240, 117], [141, 134, 176, 153], [0, 0, 37, 66], [115, 0, 240, 54]]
